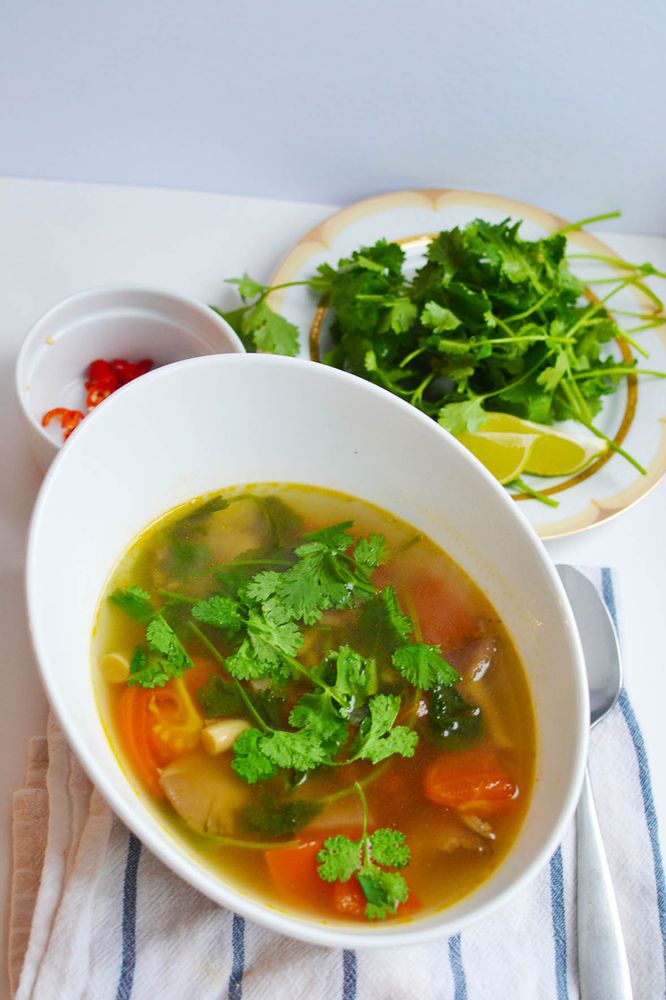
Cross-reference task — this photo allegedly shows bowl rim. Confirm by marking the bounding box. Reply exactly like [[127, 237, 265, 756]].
[[25, 352, 589, 948], [15, 283, 245, 455]]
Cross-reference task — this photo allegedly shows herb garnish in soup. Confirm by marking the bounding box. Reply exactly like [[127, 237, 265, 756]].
[[94, 484, 535, 923]]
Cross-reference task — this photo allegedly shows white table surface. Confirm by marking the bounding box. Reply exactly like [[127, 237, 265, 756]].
[[1, 178, 664, 995]]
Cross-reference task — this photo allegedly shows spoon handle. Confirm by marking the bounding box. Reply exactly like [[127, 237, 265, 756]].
[[577, 768, 633, 999]]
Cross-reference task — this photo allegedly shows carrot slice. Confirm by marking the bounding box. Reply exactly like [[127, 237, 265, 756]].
[[334, 877, 366, 916], [116, 686, 165, 798], [424, 747, 518, 815], [265, 838, 333, 912]]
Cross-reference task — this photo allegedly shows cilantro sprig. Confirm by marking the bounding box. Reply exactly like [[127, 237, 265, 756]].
[[316, 783, 412, 920]]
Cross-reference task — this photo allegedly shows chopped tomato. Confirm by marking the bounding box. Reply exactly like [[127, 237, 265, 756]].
[[406, 572, 480, 649], [424, 747, 518, 815]]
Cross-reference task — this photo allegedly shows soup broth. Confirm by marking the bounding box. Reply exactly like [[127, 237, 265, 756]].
[[94, 484, 535, 923]]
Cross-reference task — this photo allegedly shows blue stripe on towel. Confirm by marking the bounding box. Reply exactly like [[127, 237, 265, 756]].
[[342, 949, 357, 1000], [448, 934, 467, 1000], [116, 832, 142, 1000], [602, 568, 666, 989], [228, 914, 246, 1000], [549, 847, 569, 1000]]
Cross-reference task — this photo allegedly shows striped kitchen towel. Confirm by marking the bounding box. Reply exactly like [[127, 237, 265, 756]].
[[9, 569, 666, 999]]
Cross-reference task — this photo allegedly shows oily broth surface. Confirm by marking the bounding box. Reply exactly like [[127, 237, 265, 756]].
[[94, 483, 536, 922]]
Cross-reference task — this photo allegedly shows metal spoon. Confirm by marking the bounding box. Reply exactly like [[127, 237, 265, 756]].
[[557, 565, 633, 1000]]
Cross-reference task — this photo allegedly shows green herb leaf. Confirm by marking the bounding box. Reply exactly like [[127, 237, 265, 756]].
[[317, 835, 364, 882], [357, 869, 409, 920], [391, 643, 459, 691], [242, 797, 322, 836], [192, 595, 244, 633], [426, 683, 483, 748], [242, 300, 299, 356], [438, 397, 487, 434], [109, 586, 154, 624], [226, 274, 266, 300], [231, 728, 278, 783], [146, 615, 193, 675], [196, 676, 246, 718], [369, 828, 411, 869], [353, 694, 418, 763]]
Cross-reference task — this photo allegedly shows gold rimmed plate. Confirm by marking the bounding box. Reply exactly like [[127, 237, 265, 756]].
[[268, 190, 665, 539]]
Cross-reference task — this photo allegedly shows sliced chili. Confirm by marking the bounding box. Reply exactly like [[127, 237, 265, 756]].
[[41, 408, 85, 440]]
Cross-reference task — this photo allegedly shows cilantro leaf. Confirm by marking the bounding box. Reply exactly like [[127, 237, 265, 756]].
[[196, 676, 245, 718], [421, 301, 461, 333], [231, 728, 278, 783], [246, 607, 303, 663], [391, 643, 460, 690], [226, 274, 266, 300], [109, 586, 154, 624], [146, 615, 193, 675], [425, 683, 483, 748], [241, 300, 299, 356], [353, 694, 418, 763], [353, 534, 387, 571], [317, 835, 363, 883], [288, 691, 349, 754], [369, 828, 411, 869], [438, 397, 487, 434], [260, 728, 328, 772], [192, 595, 243, 633], [225, 638, 292, 685], [242, 797, 322, 836], [357, 869, 409, 920]]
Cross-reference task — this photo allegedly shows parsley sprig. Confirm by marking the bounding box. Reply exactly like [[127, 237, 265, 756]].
[[316, 783, 412, 920]]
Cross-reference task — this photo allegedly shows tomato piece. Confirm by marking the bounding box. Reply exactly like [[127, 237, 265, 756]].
[[406, 572, 480, 649], [424, 747, 518, 815]]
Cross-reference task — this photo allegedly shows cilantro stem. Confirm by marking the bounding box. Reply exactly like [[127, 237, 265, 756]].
[[572, 366, 664, 381], [355, 781, 370, 865], [615, 331, 650, 359], [504, 287, 554, 323], [204, 834, 299, 850], [511, 477, 560, 507], [550, 211, 621, 236], [559, 400, 646, 475], [399, 345, 428, 369], [317, 763, 389, 806], [157, 588, 194, 604], [567, 253, 666, 281], [214, 558, 293, 569], [187, 622, 273, 733]]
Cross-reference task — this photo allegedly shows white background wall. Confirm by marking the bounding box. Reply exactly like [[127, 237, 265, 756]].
[[1, 0, 664, 232]]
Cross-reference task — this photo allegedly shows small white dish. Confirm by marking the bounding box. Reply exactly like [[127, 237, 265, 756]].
[[26, 353, 588, 949], [15, 286, 245, 469]]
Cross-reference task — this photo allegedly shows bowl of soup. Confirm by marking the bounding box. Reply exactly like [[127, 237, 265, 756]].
[[26, 353, 588, 947]]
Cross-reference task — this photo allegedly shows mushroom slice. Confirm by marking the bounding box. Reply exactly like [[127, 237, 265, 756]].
[[159, 752, 249, 836]]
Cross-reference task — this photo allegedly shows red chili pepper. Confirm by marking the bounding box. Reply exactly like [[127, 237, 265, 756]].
[[86, 385, 113, 410], [111, 358, 153, 385], [43, 356, 154, 439], [42, 408, 85, 441], [86, 359, 117, 390]]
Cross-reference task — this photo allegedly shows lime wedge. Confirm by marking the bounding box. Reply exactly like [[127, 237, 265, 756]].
[[475, 412, 607, 477], [456, 431, 538, 485]]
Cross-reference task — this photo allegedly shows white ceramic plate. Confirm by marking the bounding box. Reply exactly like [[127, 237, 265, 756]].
[[268, 190, 666, 539]]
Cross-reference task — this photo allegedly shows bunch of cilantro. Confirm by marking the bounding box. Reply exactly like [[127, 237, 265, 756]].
[[110, 520, 460, 786], [218, 215, 665, 474]]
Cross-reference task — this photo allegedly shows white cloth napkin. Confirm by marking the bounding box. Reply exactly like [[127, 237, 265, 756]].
[[9, 568, 666, 1000]]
